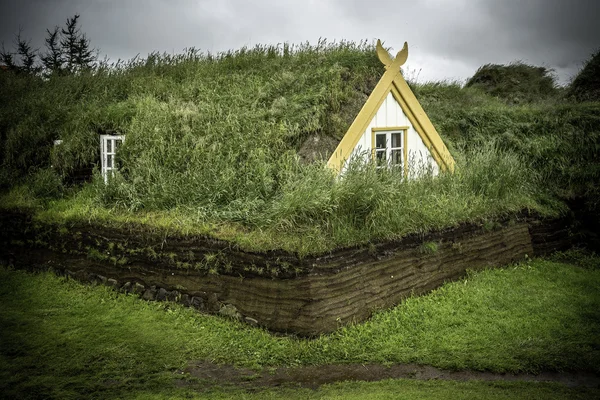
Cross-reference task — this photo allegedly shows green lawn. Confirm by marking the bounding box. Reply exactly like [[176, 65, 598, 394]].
[[1, 254, 599, 398], [129, 380, 598, 400]]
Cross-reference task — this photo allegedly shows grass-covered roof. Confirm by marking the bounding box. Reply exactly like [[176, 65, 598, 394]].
[[1, 41, 599, 254], [1, 41, 381, 180]]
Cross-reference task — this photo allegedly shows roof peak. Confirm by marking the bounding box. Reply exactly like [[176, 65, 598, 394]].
[[376, 40, 408, 70]]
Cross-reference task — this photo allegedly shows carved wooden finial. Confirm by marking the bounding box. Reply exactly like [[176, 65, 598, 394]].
[[376, 40, 408, 70]]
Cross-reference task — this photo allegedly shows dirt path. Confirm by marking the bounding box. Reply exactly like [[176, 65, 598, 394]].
[[180, 362, 600, 389]]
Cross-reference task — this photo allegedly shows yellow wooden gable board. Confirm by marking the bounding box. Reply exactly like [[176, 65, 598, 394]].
[[327, 40, 456, 174]]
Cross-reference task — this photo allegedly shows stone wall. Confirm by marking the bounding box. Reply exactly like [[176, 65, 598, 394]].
[[0, 210, 574, 336]]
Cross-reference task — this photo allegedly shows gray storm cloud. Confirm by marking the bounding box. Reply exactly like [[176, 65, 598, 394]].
[[1, 0, 598, 84]]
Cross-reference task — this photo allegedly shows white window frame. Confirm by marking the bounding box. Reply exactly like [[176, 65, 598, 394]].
[[372, 128, 407, 173], [100, 134, 125, 183]]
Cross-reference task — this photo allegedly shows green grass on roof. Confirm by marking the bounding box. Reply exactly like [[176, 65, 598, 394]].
[[1, 41, 599, 252]]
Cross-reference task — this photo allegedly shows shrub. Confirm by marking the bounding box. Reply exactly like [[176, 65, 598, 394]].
[[568, 49, 600, 102], [465, 62, 558, 104]]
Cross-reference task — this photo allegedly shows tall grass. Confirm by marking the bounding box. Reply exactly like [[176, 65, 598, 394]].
[[421, 91, 600, 207], [0, 40, 380, 183], [19, 139, 552, 254], [1, 41, 599, 251]]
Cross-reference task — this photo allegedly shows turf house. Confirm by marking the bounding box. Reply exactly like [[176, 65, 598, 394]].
[[93, 41, 454, 183], [1, 38, 599, 336], [328, 41, 455, 176], [94, 41, 455, 182]]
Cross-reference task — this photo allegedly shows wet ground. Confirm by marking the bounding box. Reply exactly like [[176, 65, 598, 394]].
[[180, 361, 600, 390]]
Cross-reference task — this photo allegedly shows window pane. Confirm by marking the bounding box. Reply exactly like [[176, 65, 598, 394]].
[[391, 132, 402, 148], [107, 139, 112, 153], [376, 134, 387, 149], [391, 149, 402, 166], [107, 154, 113, 169]]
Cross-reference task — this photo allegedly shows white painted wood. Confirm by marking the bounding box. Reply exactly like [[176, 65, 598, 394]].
[[344, 92, 438, 178], [100, 134, 125, 183]]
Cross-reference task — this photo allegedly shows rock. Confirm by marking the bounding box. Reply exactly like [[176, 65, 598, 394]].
[[180, 294, 190, 307], [142, 288, 157, 301], [88, 273, 107, 285], [190, 296, 204, 310], [207, 292, 219, 312], [107, 278, 120, 290], [156, 288, 168, 301], [121, 282, 132, 293], [219, 304, 241, 320], [167, 290, 180, 302], [132, 282, 145, 295]]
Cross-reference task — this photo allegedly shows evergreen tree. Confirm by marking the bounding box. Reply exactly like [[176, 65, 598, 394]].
[[0, 43, 16, 71], [0, 29, 38, 74], [41, 26, 64, 75], [60, 15, 80, 73], [75, 34, 96, 70], [16, 31, 38, 74], [0, 14, 97, 75], [60, 14, 96, 73]]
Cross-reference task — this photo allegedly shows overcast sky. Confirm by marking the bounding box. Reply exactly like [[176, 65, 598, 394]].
[[1, 0, 599, 85]]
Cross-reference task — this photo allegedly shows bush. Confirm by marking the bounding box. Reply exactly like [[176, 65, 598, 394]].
[[465, 62, 558, 104], [568, 49, 600, 102]]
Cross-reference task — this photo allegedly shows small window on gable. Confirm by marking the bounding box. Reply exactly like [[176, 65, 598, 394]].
[[372, 128, 407, 172], [100, 134, 125, 183]]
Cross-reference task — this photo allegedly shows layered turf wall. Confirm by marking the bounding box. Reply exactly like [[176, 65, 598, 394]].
[[0, 210, 573, 336]]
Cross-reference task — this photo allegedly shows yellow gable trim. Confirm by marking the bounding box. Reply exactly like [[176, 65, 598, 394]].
[[327, 40, 456, 173], [389, 85, 445, 170], [404, 129, 408, 177], [326, 44, 408, 173], [371, 126, 410, 132], [374, 40, 455, 172], [392, 75, 455, 172]]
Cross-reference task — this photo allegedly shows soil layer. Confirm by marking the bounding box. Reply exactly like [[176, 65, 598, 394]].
[[180, 361, 600, 390], [0, 210, 575, 336]]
